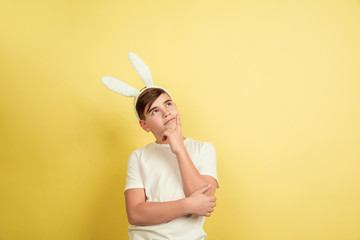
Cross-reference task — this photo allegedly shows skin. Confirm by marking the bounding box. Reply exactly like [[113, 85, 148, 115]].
[[125, 93, 218, 226]]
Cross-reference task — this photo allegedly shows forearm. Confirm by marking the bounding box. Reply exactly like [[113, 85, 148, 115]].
[[176, 150, 210, 197], [127, 198, 190, 226]]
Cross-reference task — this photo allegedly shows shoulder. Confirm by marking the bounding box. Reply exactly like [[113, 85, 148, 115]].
[[185, 138, 216, 152], [185, 138, 214, 146], [129, 142, 156, 159]]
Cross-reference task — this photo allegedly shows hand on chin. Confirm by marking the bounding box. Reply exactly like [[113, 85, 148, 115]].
[[160, 123, 175, 143]]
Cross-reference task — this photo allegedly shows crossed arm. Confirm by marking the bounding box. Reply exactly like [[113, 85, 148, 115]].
[[125, 179, 216, 226], [125, 115, 217, 226]]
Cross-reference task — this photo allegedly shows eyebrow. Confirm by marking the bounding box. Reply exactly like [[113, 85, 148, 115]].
[[146, 99, 172, 115]]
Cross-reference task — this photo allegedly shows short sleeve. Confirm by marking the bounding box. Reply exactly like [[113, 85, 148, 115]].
[[124, 151, 144, 192], [198, 142, 219, 187]]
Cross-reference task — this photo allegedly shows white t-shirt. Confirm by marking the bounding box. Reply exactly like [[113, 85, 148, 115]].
[[124, 138, 218, 240]]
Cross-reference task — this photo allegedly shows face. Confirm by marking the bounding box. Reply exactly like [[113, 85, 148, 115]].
[[139, 93, 179, 143]]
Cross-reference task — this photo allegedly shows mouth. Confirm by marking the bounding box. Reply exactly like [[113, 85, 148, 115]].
[[164, 118, 175, 125]]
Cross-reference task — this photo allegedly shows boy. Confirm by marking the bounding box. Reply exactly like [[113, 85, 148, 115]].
[[101, 52, 219, 240], [125, 88, 218, 240]]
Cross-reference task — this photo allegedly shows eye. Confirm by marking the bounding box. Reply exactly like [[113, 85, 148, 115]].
[[151, 109, 158, 115], [166, 102, 172, 107]]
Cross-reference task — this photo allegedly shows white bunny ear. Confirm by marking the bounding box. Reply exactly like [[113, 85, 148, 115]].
[[101, 76, 140, 97], [128, 52, 154, 86]]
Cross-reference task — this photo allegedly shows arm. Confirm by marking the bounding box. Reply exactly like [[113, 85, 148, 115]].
[[125, 185, 216, 226], [175, 150, 218, 197], [163, 115, 218, 197]]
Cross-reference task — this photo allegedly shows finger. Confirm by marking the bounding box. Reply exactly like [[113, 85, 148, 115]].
[[162, 129, 171, 138], [161, 132, 167, 142], [163, 128, 174, 135], [176, 114, 181, 130], [161, 129, 170, 142]]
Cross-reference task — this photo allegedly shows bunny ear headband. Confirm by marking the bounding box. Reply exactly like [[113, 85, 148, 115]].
[[101, 52, 172, 120]]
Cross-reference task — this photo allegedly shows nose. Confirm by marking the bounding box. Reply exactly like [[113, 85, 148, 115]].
[[163, 109, 170, 118]]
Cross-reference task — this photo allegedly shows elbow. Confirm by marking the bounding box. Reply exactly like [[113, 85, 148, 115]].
[[127, 211, 140, 225], [126, 208, 139, 225], [127, 210, 147, 226], [128, 217, 137, 226]]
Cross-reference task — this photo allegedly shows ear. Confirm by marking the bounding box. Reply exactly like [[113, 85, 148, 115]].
[[139, 120, 151, 132]]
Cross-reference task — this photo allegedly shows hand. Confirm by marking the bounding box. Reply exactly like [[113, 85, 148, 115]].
[[162, 114, 185, 155], [186, 184, 217, 217]]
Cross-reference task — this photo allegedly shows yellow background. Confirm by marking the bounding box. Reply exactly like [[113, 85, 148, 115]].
[[1, 0, 360, 239]]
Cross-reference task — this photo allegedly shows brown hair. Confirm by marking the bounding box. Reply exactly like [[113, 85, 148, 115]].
[[136, 88, 168, 120]]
